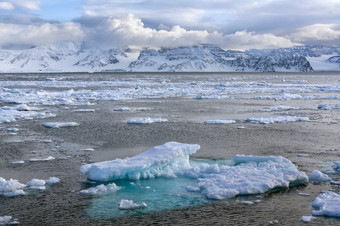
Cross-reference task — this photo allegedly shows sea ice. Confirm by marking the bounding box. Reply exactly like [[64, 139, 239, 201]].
[[127, 117, 168, 124], [204, 120, 236, 124], [26, 179, 46, 190], [80, 142, 200, 181], [11, 161, 24, 164], [113, 107, 131, 111], [301, 216, 317, 222], [42, 122, 79, 128], [45, 177, 60, 185], [29, 156, 55, 162], [0, 177, 26, 193], [118, 199, 147, 210], [312, 191, 340, 217], [0, 216, 12, 225], [261, 105, 299, 112], [0, 108, 55, 124], [3, 189, 25, 197], [74, 109, 95, 112], [246, 116, 310, 124], [79, 183, 120, 195], [309, 170, 331, 182], [317, 104, 340, 110]]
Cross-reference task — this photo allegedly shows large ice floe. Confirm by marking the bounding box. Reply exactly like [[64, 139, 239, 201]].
[[81, 142, 308, 218]]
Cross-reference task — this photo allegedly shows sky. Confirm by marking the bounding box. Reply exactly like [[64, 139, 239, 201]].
[[1, 0, 340, 50]]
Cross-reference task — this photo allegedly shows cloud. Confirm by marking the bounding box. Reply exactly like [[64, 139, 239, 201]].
[[289, 24, 340, 42], [0, 22, 84, 48], [0, 2, 14, 10]]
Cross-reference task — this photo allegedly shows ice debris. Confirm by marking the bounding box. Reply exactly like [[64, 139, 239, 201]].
[[42, 122, 79, 128], [0, 216, 13, 225], [29, 156, 55, 162], [74, 109, 95, 112], [127, 117, 168, 124], [26, 179, 46, 190], [0, 106, 55, 124], [80, 143, 308, 200], [312, 191, 340, 217], [118, 200, 147, 210], [246, 116, 309, 124], [79, 183, 120, 195], [0, 177, 25, 194], [301, 216, 317, 222], [317, 104, 340, 110], [3, 189, 25, 197], [114, 107, 130, 111], [309, 170, 331, 182], [80, 142, 200, 181], [261, 105, 299, 112], [204, 120, 236, 124]]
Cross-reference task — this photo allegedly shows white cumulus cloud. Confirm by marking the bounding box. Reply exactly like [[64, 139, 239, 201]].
[[290, 24, 340, 42], [0, 2, 14, 10]]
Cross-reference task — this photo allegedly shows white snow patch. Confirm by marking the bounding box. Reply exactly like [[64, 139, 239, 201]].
[[79, 183, 120, 195], [204, 120, 236, 124], [42, 122, 79, 128], [318, 104, 340, 110], [309, 170, 331, 182], [80, 142, 200, 181], [312, 191, 340, 217], [118, 199, 147, 210], [246, 116, 310, 124], [127, 117, 168, 124], [301, 216, 317, 222]]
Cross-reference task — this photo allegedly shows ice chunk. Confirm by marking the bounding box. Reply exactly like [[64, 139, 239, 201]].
[[246, 116, 310, 124], [118, 199, 147, 210], [0, 177, 26, 193], [113, 107, 130, 111], [262, 105, 299, 112], [79, 183, 120, 195], [194, 155, 308, 200], [301, 216, 317, 222], [309, 170, 331, 182], [3, 189, 25, 197], [330, 181, 340, 185], [127, 117, 168, 124], [312, 191, 340, 217], [74, 109, 95, 112], [0, 216, 12, 225], [11, 161, 24, 165], [29, 156, 55, 162], [42, 122, 79, 128], [0, 109, 55, 124], [13, 104, 38, 111], [45, 177, 60, 185], [26, 179, 46, 190], [296, 154, 309, 157], [317, 104, 340, 110], [80, 142, 200, 181], [204, 120, 236, 124]]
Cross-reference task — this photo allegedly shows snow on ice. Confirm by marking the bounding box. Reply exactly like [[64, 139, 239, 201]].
[[246, 116, 310, 124], [80, 142, 308, 200]]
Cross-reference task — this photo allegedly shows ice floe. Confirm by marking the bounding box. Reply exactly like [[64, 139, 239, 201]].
[[0, 106, 55, 124], [127, 117, 168, 124], [261, 105, 299, 112], [0, 177, 25, 194], [246, 116, 310, 124], [42, 122, 79, 128], [79, 183, 120, 195], [45, 177, 61, 185], [301, 216, 317, 222], [74, 109, 95, 112], [80, 143, 308, 201], [312, 191, 340, 217], [113, 107, 131, 111], [309, 170, 331, 182], [26, 179, 46, 190], [80, 142, 200, 181], [29, 156, 55, 162], [118, 200, 147, 210], [0, 216, 13, 225], [11, 161, 24, 165], [204, 120, 236, 124], [317, 104, 340, 110], [3, 189, 25, 197]]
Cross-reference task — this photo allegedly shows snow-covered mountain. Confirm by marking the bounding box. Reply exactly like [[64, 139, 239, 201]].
[[0, 42, 339, 72]]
